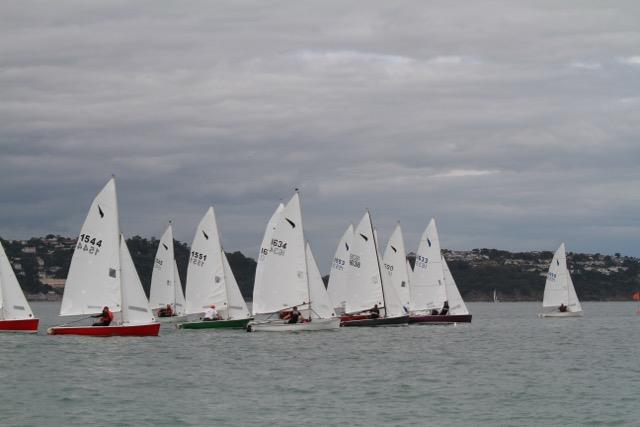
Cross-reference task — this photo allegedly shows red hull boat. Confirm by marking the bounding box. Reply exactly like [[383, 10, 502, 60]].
[[47, 322, 160, 336], [409, 314, 472, 324], [0, 318, 39, 333]]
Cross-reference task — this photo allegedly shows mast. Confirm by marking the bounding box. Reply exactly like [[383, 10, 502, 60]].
[[168, 220, 177, 311], [221, 245, 231, 320], [112, 176, 125, 324], [297, 189, 312, 316], [368, 210, 387, 316]]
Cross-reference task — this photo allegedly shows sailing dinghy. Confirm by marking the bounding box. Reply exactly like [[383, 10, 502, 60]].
[[178, 207, 252, 330], [327, 224, 353, 315], [0, 240, 39, 333], [408, 219, 471, 324], [538, 243, 583, 318], [340, 212, 409, 327], [48, 178, 160, 336], [247, 192, 340, 332], [149, 224, 187, 323]]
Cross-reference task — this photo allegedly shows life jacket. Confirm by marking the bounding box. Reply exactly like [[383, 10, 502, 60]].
[[101, 310, 114, 322]]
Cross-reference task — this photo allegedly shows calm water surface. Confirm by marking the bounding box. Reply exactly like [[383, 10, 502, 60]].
[[1, 302, 639, 426]]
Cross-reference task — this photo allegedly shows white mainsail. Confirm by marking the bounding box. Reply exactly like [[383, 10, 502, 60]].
[[542, 243, 582, 313], [442, 257, 469, 315], [345, 212, 384, 314], [149, 224, 185, 314], [327, 224, 353, 312], [410, 218, 447, 312], [60, 178, 121, 316], [119, 235, 155, 324], [252, 193, 308, 314], [382, 223, 411, 311], [0, 240, 35, 320], [185, 207, 249, 318], [306, 243, 336, 319]]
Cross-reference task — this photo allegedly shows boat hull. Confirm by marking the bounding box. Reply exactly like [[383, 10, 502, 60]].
[[247, 317, 341, 332], [0, 318, 39, 333], [47, 322, 160, 336], [409, 314, 472, 324], [341, 315, 409, 327], [538, 311, 583, 318], [178, 318, 252, 330], [157, 314, 189, 324]]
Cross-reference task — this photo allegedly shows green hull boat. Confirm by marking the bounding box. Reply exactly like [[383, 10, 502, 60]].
[[178, 318, 252, 330]]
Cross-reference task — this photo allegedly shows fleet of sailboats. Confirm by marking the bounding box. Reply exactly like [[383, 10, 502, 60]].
[[2, 179, 596, 335], [539, 243, 583, 318]]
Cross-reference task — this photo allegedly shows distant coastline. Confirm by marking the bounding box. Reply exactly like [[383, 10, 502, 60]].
[[4, 235, 639, 303]]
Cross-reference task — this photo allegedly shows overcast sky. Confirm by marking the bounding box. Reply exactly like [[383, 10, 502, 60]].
[[1, 1, 639, 269]]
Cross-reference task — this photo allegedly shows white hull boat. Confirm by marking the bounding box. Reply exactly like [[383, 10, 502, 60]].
[[247, 317, 340, 332], [538, 243, 583, 318]]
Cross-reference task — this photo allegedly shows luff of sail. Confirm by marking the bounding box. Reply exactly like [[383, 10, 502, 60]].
[[60, 178, 121, 316]]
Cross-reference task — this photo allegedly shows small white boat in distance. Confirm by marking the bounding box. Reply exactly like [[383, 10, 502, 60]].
[[539, 243, 583, 318], [493, 289, 499, 303]]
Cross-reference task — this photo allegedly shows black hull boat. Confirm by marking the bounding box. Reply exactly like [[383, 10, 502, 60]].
[[409, 314, 472, 324]]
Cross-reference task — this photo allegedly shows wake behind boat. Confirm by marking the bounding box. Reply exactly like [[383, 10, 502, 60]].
[[47, 178, 160, 337], [538, 243, 583, 318], [0, 240, 39, 333], [248, 191, 340, 332]]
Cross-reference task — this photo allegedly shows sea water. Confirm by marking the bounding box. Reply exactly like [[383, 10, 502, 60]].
[[1, 302, 638, 426]]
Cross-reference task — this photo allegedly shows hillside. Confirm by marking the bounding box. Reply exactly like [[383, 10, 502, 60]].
[[1, 236, 638, 301]]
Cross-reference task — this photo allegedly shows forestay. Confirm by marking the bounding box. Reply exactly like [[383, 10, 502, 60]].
[[184, 208, 227, 314], [252, 193, 307, 314], [327, 224, 353, 312], [306, 243, 336, 319], [0, 240, 35, 320], [382, 224, 411, 311], [60, 178, 121, 316], [410, 218, 447, 312], [119, 235, 155, 324], [345, 212, 384, 314]]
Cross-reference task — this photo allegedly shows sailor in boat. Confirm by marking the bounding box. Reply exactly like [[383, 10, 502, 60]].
[[282, 306, 305, 324], [370, 304, 380, 319], [157, 304, 174, 318], [203, 304, 221, 321], [92, 306, 114, 326], [558, 303, 568, 313], [439, 301, 449, 316]]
